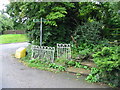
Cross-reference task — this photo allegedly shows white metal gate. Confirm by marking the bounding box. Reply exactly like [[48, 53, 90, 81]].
[[31, 45, 55, 63], [57, 43, 71, 60]]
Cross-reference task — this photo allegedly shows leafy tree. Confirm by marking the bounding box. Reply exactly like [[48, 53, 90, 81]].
[[6, 2, 120, 45], [0, 13, 14, 34]]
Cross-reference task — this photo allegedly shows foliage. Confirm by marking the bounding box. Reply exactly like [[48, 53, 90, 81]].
[[101, 2, 120, 40], [93, 46, 120, 71], [87, 46, 120, 87], [49, 63, 66, 71], [65, 60, 90, 70], [74, 62, 90, 70], [65, 60, 76, 67], [7, 2, 120, 87], [21, 56, 66, 72], [71, 43, 97, 61], [71, 39, 118, 62], [0, 13, 14, 34], [75, 21, 103, 44], [76, 73, 81, 76], [71, 43, 93, 61], [6, 2, 120, 46], [6, 2, 73, 45], [86, 68, 99, 83], [55, 57, 69, 66], [0, 34, 28, 44], [74, 62, 81, 68], [21, 57, 53, 72], [14, 23, 27, 30]]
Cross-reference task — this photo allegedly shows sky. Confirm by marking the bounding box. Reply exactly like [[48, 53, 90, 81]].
[[0, 0, 10, 11]]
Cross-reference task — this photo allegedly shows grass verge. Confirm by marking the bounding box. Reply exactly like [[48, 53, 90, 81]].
[[19, 56, 65, 73], [0, 34, 28, 44]]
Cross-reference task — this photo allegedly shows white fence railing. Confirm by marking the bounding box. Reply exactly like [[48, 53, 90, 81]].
[[31, 43, 71, 62], [31, 45, 55, 63], [57, 44, 71, 60]]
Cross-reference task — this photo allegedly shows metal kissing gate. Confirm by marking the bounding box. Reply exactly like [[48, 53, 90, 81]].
[[31, 45, 55, 63]]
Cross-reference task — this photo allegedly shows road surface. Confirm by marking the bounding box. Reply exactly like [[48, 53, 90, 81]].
[[0, 42, 109, 88]]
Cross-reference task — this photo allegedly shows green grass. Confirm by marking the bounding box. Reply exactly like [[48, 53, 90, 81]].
[[19, 58, 60, 73], [0, 34, 28, 44]]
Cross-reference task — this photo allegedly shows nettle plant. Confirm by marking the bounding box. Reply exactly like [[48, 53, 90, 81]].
[[89, 46, 120, 87]]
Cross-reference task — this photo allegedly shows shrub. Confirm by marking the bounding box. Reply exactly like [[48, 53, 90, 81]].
[[87, 46, 120, 87], [86, 68, 100, 83], [75, 21, 103, 44], [65, 60, 76, 67]]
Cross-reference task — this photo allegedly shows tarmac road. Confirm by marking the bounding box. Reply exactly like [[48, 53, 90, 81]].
[[0, 42, 109, 88]]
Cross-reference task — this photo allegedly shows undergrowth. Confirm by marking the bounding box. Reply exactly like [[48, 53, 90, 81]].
[[20, 41, 120, 87]]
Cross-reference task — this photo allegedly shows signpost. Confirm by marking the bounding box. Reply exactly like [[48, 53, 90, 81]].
[[33, 18, 43, 46], [33, 18, 49, 46], [40, 18, 42, 46]]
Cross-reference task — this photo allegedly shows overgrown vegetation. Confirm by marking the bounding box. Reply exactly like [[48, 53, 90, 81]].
[[6, 1, 120, 88], [75, 21, 103, 44], [21, 42, 120, 87], [88, 46, 120, 87], [6, 2, 120, 46]]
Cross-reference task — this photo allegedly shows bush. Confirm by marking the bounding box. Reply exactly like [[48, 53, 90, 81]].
[[75, 21, 103, 44], [86, 68, 100, 83], [71, 43, 100, 61], [87, 46, 120, 87]]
